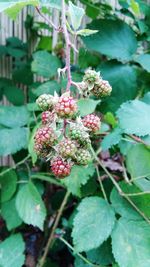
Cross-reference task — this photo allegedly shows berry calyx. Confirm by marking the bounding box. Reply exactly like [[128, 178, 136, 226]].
[[51, 157, 72, 178], [82, 114, 101, 133], [70, 124, 91, 147], [34, 126, 56, 147], [58, 139, 77, 159], [55, 94, 77, 118], [75, 149, 92, 165], [41, 111, 55, 125], [83, 69, 101, 90], [36, 94, 56, 111], [92, 80, 112, 98]]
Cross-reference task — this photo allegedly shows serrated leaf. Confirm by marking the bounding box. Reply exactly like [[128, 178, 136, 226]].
[[4, 86, 24, 105], [3, 1, 38, 19], [40, 0, 61, 9], [0, 234, 25, 267], [74, 257, 90, 267], [117, 100, 150, 136], [98, 61, 137, 112], [136, 54, 150, 72], [0, 169, 17, 203], [62, 164, 95, 197], [31, 51, 61, 78], [112, 218, 150, 267], [16, 182, 46, 230], [111, 181, 150, 220], [72, 197, 116, 252], [101, 127, 122, 151], [77, 29, 98, 36], [68, 1, 85, 31], [82, 19, 137, 62], [0, 106, 29, 128], [1, 197, 22, 230], [78, 99, 100, 116], [126, 144, 150, 191], [32, 80, 61, 97], [0, 127, 28, 156]]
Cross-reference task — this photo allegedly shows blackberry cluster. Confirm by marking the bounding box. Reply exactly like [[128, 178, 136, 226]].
[[79, 69, 112, 98], [34, 92, 101, 178]]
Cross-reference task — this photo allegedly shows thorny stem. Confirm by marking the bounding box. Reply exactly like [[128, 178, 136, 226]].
[[0, 155, 30, 176], [95, 165, 108, 202], [59, 237, 103, 267], [90, 146, 150, 224], [62, 0, 72, 91], [38, 191, 70, 267]]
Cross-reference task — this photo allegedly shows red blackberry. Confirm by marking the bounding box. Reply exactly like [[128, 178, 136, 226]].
[[82, 114, 101, 132], [51, 157, 72, 178]]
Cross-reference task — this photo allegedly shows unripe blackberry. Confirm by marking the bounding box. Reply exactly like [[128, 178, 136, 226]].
[[55, 95, 77, 118], [83, 69, 101, 90], [58, 139, 77, 159], [41, 111, 55, 125], [34, 142, 49, 157], [92, 80, 112, 97], [51, 157, 72, 178], [34, 126, 56, 147], [82, 114, 101, 132], [36, 94, 56, 111], [70, 124, 91, 147], [76, 149, 92, 165]]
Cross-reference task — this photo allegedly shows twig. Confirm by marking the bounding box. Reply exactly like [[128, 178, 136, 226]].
[[90, 146, 150, 224], [59, 237, 103, 267], [122, 161, 131, 184], [36, 6, 59, 31], [95, 165, 108, 201], [0, 155, 30, 176], [38, 191, 70, 267], [128, 134, 149, 146], [62, 0, 72, 91]]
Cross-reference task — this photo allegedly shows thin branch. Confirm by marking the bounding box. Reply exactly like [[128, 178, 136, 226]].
[[0, 155, 30, 176], [122, 161, 131, 184], [36, 6, 59, 31], [38, 191, 70, 267], [90, 146, 150, 224], [127, 134, 149, 146], [59, 237, 103, 267], [95, 165, 108, 202], [62, 0, 72, 91]]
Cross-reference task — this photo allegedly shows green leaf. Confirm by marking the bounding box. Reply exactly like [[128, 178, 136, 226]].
[[4, 86, 24, 106], [77, 29, 98, 36], [136, 54, 150, 72], [62, 164, 95, 197], [68, 1, 85, 31], [101, 127, 123, 151], [0, 234, 25, 267], [112, 218, 150, 267], [0, 127, 28, 156], [117, 100, 150, 136], [0, 169, 17, 203], [130, 0, 140, 15], [72, 197, 116, 252], [74, 258, 90, 267], [31, 51, 61, 78], [32, 80, 61, 97], [0, 106, 29, 128], [12, 64, 33, 85], [1, 197, 22, 230], [78, 48, 100, 69], [16, 182, 46, 230], [111, 181, 150, 219], [5, 1, 38, 20], [86, 240, 114, 265], [82, 19, 137, 62], [126, 144, 150, 191], [37, 36, 52, 51], [78, 99, 100, 116], [98, 61, 137, 112]]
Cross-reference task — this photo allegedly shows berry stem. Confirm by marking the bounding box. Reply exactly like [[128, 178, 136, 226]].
[[38, 190, 70, 267], [62, 0, 72, 91]]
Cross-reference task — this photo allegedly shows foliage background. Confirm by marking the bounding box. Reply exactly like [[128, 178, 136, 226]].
[[0, 1, 150, 267]]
